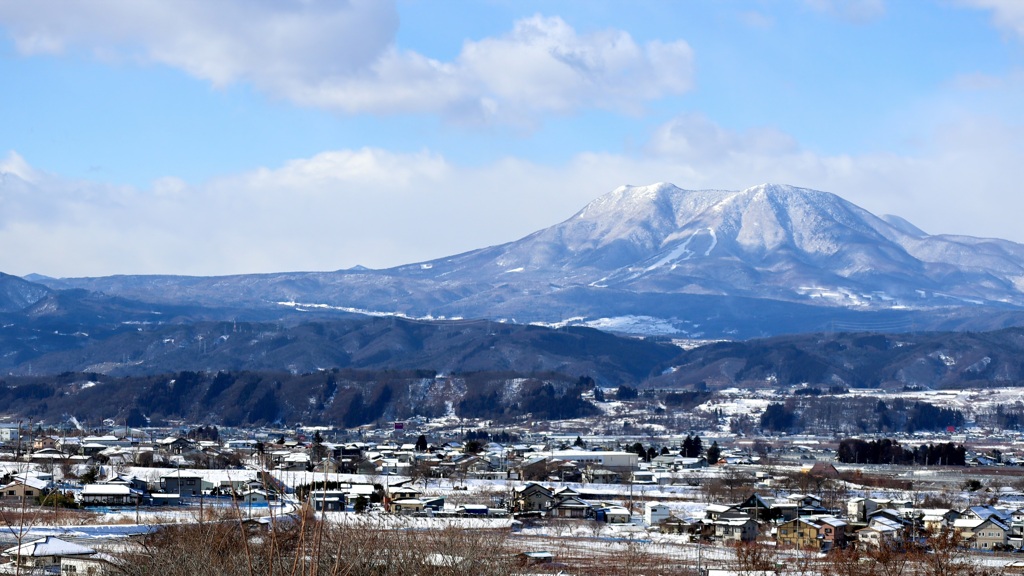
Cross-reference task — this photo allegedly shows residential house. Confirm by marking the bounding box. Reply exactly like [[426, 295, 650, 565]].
[[60, 552, 122, 575], [2, 536, 95, 574], [967, 517, 1010, 551], [704, 504, 743, 522], [32, 436, 57, 451], [630, 469, 658, 484], [239, 488, 272, 505], [583, 467, 621, 484], [389, 498, 425, 515], [1010, 508, 1024, 549], [80, 483, 143, 506], [777, 518, 823, 549], [775, 515, 847, 551], [713, 517, 759, 543], [848, 497, 911, 523], [548, 495, 592, 519], [386, 484, 422, 507], [858, 517, 905, 550], [739, 493, 781, 523], [962, 505, 1012, 524], [645, 502, 670, 526], [788, 494, 828, 516], [0, 476, 49, 502], [160, 472, 207, 497], [816, 516, 849, 551], [922, 508, 960, 535], [307, 490, 345, 511], [513, 483, 553, 514], [156, 436, 194, 455], [596, 505, 632, 524], [659, 517, 700, 536]]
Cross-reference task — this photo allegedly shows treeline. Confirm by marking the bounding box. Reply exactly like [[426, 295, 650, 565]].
[[0, 369, 600, 427], [836, 438, 966, 466], [457, 375, 598, 421], [752, 397, 967, 436]]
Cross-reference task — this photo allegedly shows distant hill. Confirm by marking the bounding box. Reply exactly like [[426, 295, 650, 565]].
[[5, 326, 1024, 426], [29, 183, 1024, 338], [0, 300, 680, 382], [0, 272, 49, 312], [653, 327, 1024, 390]]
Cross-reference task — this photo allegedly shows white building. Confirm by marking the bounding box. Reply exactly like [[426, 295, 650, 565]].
[[550, 450, 639, 470], [645, 502, 670, 526]]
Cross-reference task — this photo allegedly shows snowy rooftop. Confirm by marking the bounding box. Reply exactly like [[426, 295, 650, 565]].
[[3, 536, 95, 558]]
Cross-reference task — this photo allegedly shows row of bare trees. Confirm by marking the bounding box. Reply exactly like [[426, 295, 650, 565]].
[[113, 508, 517, 576], [734, 528, 998, 576]]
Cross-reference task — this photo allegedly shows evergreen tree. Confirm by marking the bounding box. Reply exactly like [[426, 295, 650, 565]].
[[631, 442, 645, 460], [691, 435, 703, 458], [706, 441, 721, 465], [682, 435, 693, 457], [415, 434, 428, 452], [573, 435, 586, 448]]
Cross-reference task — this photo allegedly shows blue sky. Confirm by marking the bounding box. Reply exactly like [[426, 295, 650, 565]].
[[1, 0, 1023, 276]]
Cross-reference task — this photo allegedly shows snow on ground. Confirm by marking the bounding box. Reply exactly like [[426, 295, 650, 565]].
[[321, 513, 515, 531], [583, 316, 685, 336]]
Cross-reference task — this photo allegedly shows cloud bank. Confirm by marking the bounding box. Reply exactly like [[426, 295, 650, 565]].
[[3, 105, 1022, 277], [0, 2, 693, 124]]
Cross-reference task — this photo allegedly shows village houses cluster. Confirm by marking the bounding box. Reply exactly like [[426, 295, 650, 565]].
[[3, 423, 1024, 573]]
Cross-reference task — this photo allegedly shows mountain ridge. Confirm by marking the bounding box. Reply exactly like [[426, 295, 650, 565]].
[[18, 182, 1024, 338]]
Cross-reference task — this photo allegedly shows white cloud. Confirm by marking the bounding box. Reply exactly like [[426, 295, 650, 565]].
[[959, 0, 1024, 38], [0, 150, 37, 182], [4, 105, 1024, 278], [454, 15, 693, 121], [0, 4, 693, 123], [647, 114, 798, 162], [0, 0, 398, 85]]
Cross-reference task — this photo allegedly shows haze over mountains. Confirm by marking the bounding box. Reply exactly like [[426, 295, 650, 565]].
[[19, 182, 1024, 339], [5, 182, 1024, 383]]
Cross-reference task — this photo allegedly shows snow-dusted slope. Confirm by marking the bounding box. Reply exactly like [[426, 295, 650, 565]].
[[33, 182, 1024, 337], [400, 182, 1024, 308], [0, 272, 50, 312]]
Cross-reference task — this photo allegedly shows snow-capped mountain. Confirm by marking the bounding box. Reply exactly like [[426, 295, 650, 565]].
[[391, 182, 1024, 309], [28, 183, 1024, 337]]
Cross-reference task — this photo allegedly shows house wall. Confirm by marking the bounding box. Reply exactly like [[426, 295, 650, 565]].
[[162, 476, 203, 496], [1, 483, 40, 501], [62, 556, 114, 575], [974, 526, 1007, 550], [778, 521, 819, 549]]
